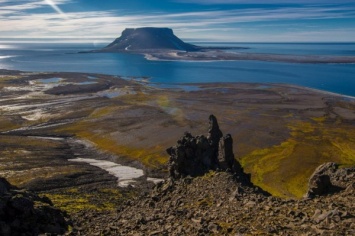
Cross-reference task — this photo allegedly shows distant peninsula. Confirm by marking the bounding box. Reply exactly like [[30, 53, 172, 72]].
[[96, 27, 355, 64]]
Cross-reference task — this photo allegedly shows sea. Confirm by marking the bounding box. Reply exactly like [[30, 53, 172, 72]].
[[1, 42, 355, 97]]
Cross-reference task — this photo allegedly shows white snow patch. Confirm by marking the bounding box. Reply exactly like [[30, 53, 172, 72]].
[[147, 177, 164, 184], [21, 109, 49, 121], [68, 158, 144, 187], [29, 136, 65, 141]]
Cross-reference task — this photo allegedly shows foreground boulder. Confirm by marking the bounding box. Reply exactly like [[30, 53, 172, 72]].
[[167, 115, 244, 179], [305, 162, 355, 198], [0, 177, 69, 236]]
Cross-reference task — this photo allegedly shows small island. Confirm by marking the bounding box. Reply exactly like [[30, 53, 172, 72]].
[[97, 27, 355, 64]]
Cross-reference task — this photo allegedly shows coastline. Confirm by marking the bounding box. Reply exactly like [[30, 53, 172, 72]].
[[97, 49, 355, 64], [2, 68, 355, 99], [143, 50, 355, 64]]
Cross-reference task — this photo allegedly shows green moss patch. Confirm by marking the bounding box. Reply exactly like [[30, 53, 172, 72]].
[[41, 187, 132, 213], [241, 118, 355, 198]]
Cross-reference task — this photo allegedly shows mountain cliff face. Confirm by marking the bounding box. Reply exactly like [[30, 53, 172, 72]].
[[104, 27, 199, 52]]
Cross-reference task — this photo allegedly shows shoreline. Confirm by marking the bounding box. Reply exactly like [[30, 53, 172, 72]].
[[96, 49, 355, 64], [1, 68, 355, 100]]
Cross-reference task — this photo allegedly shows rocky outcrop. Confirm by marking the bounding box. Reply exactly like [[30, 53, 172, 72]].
[[64, 131, 354, 235], [0, 178, 69, 236], [305, 162, 355, 198], [207, 114, 223, 158], [167, 115, 244, 179], [218, 134, 242, 173], [103, 27, 199, 52], [95, 171, 354, 235]]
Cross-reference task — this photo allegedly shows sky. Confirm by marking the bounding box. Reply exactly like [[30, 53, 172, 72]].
[[1, 0, 355, 42]]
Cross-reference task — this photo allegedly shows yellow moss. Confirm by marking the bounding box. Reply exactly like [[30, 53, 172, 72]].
[[311, 116, 326, 122], [331, 141, 355, 164], [283, 113, 294, 118], [44, 194, 100, 212], [0, 118, 22, 132], [56, 121, 168, 168], [241, 119, 355, 199], [6, 167, 80, 187], [41, 187, 126, 213], [241, 140, 297, 198], [156, 95, 170, 107], [0, 135, 60, 148], [0, 75, 21, 82], [201, 171, 217, 179], [119, 92, 153, 105], [288, 121, 315, 136], [89, 106, 119, 119]]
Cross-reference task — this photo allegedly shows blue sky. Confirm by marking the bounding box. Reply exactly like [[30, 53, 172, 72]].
[[1, 0, 355, 42]]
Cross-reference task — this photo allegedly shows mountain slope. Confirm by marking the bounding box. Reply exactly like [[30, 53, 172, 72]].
[[103, 27, 199, 52]]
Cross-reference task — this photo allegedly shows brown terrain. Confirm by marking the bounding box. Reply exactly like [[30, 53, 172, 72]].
[[0, 69, 354, 235]]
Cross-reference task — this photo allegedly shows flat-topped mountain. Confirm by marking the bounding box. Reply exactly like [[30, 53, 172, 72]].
[[103, 27, 199, 52]]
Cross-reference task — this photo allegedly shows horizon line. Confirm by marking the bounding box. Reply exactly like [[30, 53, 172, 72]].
[[1, 38, 355, 44]]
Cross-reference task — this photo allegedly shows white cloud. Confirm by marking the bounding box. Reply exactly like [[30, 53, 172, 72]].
[[0, 0, 69, 11], [0, 1, 354, 42], [44, 0, 66, 17], [175, 0, 355, 4]]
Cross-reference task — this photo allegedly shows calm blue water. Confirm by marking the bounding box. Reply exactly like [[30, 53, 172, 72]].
[[196, 42, 355, 56], [0, 42, 355, 97]]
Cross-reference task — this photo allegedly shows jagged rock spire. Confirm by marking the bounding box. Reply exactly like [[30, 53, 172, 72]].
[[167, 115, 243, 179]]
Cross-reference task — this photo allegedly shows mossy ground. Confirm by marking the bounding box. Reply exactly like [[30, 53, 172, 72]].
[[41, 187, 136, 213], [55, 120, 168, 168], [0, 135, 83, 186], [241, 117, 355, 198]]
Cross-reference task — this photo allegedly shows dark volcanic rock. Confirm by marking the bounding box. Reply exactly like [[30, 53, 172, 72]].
[[305, 162, 354, 198], [218, 134, 242, 173], [167, 132, 213, 178], [0, 177, 69, 236], [107, 169, 354, 236], [307, 174, 332, 197], [167, 115, 244, 179], [207, 114, 223, 158], [305, 162, 336, 198], [103, 27, 199, 52]]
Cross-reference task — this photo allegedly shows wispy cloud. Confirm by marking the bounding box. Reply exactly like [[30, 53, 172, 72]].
[[1, 0, 354, 42], [0, 0, 69, 12], [44, 0, 67, 17], [175, 0, 355, 4]]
